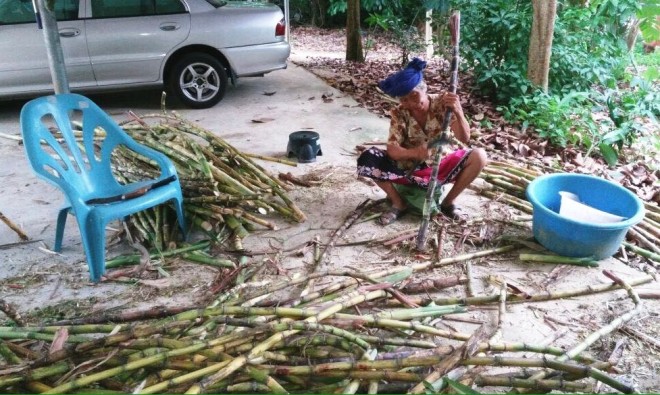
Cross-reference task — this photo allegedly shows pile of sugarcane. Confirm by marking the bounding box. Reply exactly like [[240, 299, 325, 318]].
[[473, 160, 660, 264], [96, 113, 305, 253], [1, 248, 653, 394]]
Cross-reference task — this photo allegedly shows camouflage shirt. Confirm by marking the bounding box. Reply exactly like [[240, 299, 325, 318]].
[[387, 93, 449, 170]]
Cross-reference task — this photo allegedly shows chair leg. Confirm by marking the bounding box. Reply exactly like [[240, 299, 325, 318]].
[[79, 215, 107, 282], [174, 198, 187, 240], [54, 207, 71, 252]]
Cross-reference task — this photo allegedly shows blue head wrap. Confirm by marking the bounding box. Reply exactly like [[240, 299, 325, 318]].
[[378, 57, 427, 97]]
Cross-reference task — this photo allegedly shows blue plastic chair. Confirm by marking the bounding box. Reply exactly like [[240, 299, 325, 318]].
[[20, 93, 186, 282]]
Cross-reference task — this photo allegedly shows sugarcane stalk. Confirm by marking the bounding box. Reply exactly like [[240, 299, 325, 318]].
[[42, 330, 253, 394], [464, 260, 475, 296], [245, 366, 289, 394], [474, 376, 591, 392], [206, 205, 277, 230], [125, 215, 148, 244], [636, 220, 660, 240], [513, 271, 642, 394], [198, 145, 272, 192], [519, 253, 599, 267], [225, 215, 249, 239], [186, 194, 263, 204], [262, 321, 370, 350], [0, 211, 29, 241], [0, 361, 72, 388], [0, 330, 92, 343], [396, 274, 653, 306], [105, 241, 211, 269], [0, 299, 26, 327], [627, 227, 660, 254], [481, 175, 526, 195], [244, 153, 297, 167], [0, 340, 22, 364], [335, 313, 470, 340], [138, 360, 232, 394], [416, 11, 461, 251], [411, 244, 519, 272], [182, 251, 236, 268], [409, 321, 492, 394], [621, 326, 660, 349], [185, 290, 389, 393], [622, 241, 660, 262], [478, 342, 603, 364], [482, 167, 531, 186], [301, 199, 375, 297], [0, 324, 121, 335], [478, 189, 533, 213]]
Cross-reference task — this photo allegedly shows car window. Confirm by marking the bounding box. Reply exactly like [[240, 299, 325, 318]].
[[203, 0, 227, 8], [91, 0, 186, 19], [0, 0, 78, 24]]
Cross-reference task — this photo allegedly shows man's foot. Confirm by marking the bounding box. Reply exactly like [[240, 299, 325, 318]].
[[379, 206, 407, 226], [439, 203, 467, 220]]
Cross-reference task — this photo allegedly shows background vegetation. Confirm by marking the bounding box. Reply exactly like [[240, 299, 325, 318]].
[[288, 0, 659, 168]]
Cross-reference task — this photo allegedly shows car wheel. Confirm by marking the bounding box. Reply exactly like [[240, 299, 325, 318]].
[[169, 53, 228, 109]]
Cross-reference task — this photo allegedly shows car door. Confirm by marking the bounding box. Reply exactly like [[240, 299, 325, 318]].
[[0, 0, 95, 96], [83, 0, 191, 86]]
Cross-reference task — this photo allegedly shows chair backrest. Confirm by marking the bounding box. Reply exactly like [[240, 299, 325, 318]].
[[20, 94, 142, 201]]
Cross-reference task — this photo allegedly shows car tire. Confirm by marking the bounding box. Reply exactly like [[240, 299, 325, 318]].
[[169, 53, 228, 109]]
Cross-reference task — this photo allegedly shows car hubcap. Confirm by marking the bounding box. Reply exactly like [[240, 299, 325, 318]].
[[180, 62, 221, 103]]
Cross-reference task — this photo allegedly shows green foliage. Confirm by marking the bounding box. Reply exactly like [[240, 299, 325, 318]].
[[636, 50, 660, 80], [365, 10, 427, 66], [551, 1, 634, 91], [328, 0, 397, 16], [637, 1, 660, 43], [501, 77, 659, 166], [443, 378, 482, 394], [501, 90, 597, 148], [453, 0, 532, 102], [455, 0, 658, 165]]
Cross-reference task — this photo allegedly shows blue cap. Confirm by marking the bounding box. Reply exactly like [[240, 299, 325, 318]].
[[378, 57, 427, 97]]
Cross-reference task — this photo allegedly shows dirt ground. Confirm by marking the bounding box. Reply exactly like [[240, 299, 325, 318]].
[[1, 28, 659, 393]]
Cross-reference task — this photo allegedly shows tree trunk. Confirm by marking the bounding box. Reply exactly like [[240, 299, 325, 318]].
[[345, 0, 364, 62], [310, 0, 328, 27], [527, 0, 557, 92], [425, 9, 433, 58]]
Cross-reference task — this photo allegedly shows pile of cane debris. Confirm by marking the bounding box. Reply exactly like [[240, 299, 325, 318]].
[[0, 250, 655, 394]]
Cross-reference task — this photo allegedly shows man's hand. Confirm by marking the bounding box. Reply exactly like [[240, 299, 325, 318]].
[[442, 92, 470, 144], [415, 143, 429, 161], [441, 92, 464, 116]]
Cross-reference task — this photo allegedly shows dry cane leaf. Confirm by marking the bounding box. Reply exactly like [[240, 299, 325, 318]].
[[138, 278, 172, 289], [49, 327, 69, 356]]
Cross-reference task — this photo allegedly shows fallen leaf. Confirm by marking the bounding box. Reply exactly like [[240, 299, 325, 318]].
[[138, 278, 172, 289], [251, 117, 275, 123]]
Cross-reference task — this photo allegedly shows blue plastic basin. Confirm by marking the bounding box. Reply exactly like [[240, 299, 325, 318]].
[[526, 173, 644, 260]]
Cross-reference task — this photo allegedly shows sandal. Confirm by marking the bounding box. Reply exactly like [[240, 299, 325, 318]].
[[439, 204, 467, 221], [379, 206, 407, 226]]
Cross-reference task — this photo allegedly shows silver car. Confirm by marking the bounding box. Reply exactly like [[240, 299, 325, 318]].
[[0, 0, 290, 108]]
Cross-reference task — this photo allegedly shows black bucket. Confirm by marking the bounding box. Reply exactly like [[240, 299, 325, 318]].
[[287, 131, 322, 163]]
